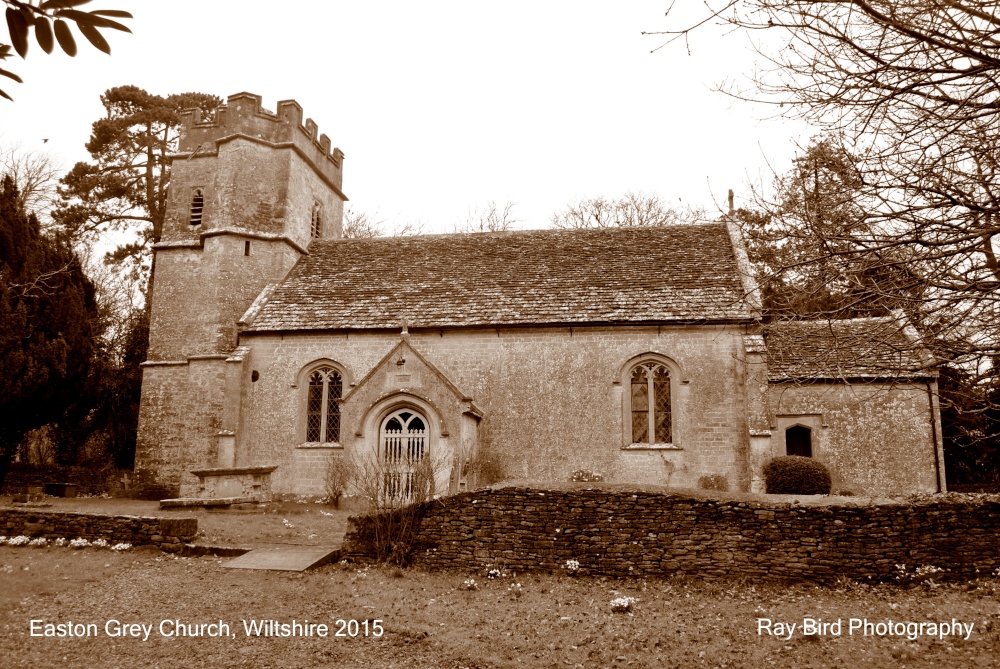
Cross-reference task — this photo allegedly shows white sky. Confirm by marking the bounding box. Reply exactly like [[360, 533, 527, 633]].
[[0, 1, 814, 234]]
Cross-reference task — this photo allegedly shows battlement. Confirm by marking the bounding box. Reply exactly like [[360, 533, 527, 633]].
[[177, 92, 344, 189]]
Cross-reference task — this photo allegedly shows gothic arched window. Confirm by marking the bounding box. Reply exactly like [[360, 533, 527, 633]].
[[628, 361, 672, 445], [189, 189, 204, 225], [306, 366, 342, 443]]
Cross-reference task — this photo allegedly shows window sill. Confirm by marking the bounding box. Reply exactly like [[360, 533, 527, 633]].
[[296, 443, 343, 450], [622, 443, 682, 451]]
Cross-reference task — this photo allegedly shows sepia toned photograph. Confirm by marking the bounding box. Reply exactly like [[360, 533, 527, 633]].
[[1, 2, 998, 667]]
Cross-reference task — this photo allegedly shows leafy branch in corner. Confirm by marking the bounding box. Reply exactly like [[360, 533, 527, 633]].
[[1, 0, 132, 100]]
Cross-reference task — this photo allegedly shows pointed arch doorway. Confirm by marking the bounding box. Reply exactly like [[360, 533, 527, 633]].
[[380, 408, 428, 502]]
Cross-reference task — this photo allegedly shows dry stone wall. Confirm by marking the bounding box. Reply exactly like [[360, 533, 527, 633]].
[[1, 465, 128, 496], [344, 486, 1000, 582], [0, 509, 197, 553]]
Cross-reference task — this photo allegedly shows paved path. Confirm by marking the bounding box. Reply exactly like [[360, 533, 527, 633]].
[[223, 545, 342, 571]]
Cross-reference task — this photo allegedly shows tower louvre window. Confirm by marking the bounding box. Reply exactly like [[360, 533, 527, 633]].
[[310, 201, 323, 238], [189, 189, 204, 225]]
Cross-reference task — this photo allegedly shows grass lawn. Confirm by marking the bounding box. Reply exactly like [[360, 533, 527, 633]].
[[2, 543, 1000, 669], [3, 495, 1000, 667]]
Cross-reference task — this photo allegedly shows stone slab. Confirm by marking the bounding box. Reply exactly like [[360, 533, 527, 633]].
[[224, 546, 340, 571], [159, 497, 255, 509]]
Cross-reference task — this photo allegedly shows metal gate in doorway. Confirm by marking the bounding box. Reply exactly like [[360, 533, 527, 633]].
[[380, 408, 427, 503]]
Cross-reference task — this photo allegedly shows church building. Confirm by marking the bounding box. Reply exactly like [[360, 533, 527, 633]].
[[133, 93, 946, 500]]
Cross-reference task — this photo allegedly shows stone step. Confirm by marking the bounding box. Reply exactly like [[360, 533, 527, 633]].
[[158, 497, 256, 509]]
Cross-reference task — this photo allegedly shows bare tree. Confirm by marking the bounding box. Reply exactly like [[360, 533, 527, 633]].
[[346, 448, 451, 564], [654, 3, 1000, 367], [656, 3, 1000, 484], [455, 200, 519, 233], [342, 207, 386, 239], [551, 191, 700, 229], [0, 144, 60, 219], [342, 207, 426, 238]]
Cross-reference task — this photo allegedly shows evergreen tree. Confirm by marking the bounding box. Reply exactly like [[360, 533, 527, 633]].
[[0, 175, 100, 486], [737, 135, 926, 319], [48, 87, 219, 471], [54, 86, 221, 283]]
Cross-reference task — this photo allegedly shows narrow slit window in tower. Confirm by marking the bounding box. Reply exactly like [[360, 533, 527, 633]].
[[310, 201, 323, 239], [189, 189, 204, 225]]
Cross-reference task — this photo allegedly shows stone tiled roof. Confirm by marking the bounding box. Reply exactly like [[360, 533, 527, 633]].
[[764, 318, 933, 381], [248, 224, 756, 331]]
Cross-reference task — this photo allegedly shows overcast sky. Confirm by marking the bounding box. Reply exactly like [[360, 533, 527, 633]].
[[0, 1, 813, 234]]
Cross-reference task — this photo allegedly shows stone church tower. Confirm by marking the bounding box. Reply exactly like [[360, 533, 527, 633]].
[[133, 92, 347, 497]]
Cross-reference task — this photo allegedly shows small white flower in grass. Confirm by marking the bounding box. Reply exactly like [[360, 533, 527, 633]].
[[7, 536, 30, 547], [318, 510, 334, 517], [507, 582, 523, 599], [54, 538, 66, 547], [282, 518, 295, 528], [0, 536, 6, 545], [610, 596, 638, 613], [90, 538, 109, 548], [565, 559, 581, 574], [462, 578, 479, 591], [28, 537, 48, 547], [111, 543, 132, 552], [487, 568, 502, 580], [69, 538, 89, 549]]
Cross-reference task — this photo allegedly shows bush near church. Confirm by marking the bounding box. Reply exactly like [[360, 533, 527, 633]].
[[763, 456, 832, 495]]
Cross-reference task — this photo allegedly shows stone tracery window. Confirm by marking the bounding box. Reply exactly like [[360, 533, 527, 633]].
[[628, 361, 672, 445], [306, 366, 342, 443]]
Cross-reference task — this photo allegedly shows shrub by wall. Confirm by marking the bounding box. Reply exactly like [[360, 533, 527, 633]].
[[763, 456, 832, 495], [344, 486, 1000, 582], [0, 509, 197, 553]]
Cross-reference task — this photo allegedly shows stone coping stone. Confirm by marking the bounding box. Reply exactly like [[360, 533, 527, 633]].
[[486, 481, 903, 506], [159, 497, 256, 509], [189, 466, 277, 477]]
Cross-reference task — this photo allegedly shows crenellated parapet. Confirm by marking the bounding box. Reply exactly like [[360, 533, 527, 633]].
[[176, 92, 345, 190]]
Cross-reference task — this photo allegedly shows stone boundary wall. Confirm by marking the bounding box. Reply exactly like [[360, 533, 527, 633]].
[[2, 464, 130, 496], [0, 509, 197, 553], [344, 487, 1000, 582]]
